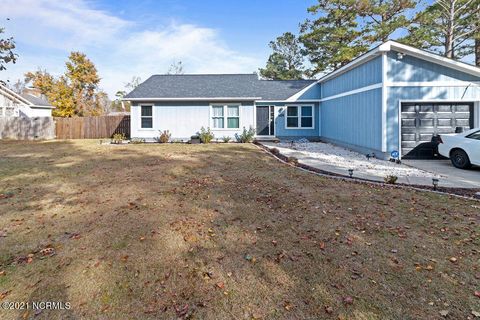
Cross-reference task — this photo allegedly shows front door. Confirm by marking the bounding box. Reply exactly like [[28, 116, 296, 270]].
[[256, 106, 274, 136]]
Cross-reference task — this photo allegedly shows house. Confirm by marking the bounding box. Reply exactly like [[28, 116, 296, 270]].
[[124, 41, 480, 160], [0, 84, 54, 118]]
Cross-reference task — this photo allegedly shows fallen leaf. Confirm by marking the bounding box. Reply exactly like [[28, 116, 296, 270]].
[[343, 296, 354, 305], [0, 271, 5, 276], [140, 237, 145, 241], [449, 257, 457, 263], [439, 310, 449, 317], [474, 291, 480, 298], [216, 282, 224, 289], [324, 305, 334, 314], [284, 301, 293, 311], [121, 255, 129, 262], [471, 310, 480, 317]]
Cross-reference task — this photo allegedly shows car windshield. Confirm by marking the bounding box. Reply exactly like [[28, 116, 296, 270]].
[[466, 130, 480, 140]]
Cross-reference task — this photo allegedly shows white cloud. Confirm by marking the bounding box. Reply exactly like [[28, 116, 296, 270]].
[[0, 0, 263, 97]]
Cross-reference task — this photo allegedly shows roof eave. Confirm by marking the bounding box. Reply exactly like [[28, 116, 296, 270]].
[[318, 40, 480, 83], [123, 97, 262, 101]]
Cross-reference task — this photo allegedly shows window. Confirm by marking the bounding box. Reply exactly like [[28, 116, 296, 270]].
[[227, 105, 239, 128], [141, 105, 153, 128], [286, 105, 314, 129], [467, 130, 480, 140], [212, 106, 224, 128], [211, 105, 240, 129]]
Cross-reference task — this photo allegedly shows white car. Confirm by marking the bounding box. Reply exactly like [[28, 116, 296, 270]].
[[438, 128, 480, 169]]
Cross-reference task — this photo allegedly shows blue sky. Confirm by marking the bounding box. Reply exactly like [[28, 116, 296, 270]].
[[1, 0, 317, 97]]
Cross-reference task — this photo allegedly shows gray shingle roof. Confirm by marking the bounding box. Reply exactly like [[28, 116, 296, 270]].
[[20, 93, 52, 106], [124, 74, 316, 101]]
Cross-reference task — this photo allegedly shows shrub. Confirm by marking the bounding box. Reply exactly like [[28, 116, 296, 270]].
[[222, 136, 231, 143], [130, 138, 145, 144], [384, 175, 398, 184], [198, 127, 214, 143], [157, 130, 171, 143], [235, 126, 255, 143], [270, 147, 280, 155], [287, 156, 298, 165], [112, 133, 125, 144]]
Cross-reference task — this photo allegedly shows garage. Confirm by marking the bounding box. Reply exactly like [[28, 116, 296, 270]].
[[401, 102, 474, 159]]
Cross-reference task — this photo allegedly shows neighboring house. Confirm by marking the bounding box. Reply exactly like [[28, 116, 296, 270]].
[[124, 40, 480, 160], [0, 84, 54, 118]]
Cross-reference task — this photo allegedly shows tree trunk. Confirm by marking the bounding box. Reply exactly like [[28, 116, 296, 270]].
[[444, 0, 455, 58], [476, 37, 480, 66]]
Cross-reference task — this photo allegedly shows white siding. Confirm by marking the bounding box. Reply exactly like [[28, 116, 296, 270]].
[[131, 102, 255, 141]]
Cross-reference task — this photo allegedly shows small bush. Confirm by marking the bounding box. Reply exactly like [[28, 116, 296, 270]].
[[157, 130, 171, 143], [222, 136, 231, 143], [270, 147, 280, 155], [287, 156, 298, 165], [130, 138, 145, 144], [235, 126, 255, 143], [384, 175, 398, 184], [199, 127, 214, 143], [112, 133, 125, 144]]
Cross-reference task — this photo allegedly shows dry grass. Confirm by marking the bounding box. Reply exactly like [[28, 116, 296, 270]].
[[0, 140, 479, 320]]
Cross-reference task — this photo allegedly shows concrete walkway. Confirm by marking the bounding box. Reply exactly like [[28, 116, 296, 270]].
[[262, 143, 479, 189]]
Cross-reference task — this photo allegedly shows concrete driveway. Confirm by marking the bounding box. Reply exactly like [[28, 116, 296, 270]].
[[402, 159, 480, 189]]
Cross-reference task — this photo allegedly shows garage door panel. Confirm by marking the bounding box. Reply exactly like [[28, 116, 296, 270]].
[[455, 119, 470, 126], [401, 105, 416, 112], [419, 105, 434, 112], [401, 119, 416, 127], [401, 102, 473, 159], [436, 105, 452, 112], [437, 119, 453, 127], [419, 119, 434, 126], [455, 105, 470, 112]]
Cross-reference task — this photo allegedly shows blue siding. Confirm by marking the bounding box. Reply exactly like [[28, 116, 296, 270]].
[[257, 102, 320, 138], [322, 56, 382, 98], [387, 51, 479, 82], [386, 86, 480, 154], [297, 83, 321, 100], [321, 88, 383, 152]]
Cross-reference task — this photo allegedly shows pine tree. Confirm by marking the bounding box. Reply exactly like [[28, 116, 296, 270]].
[[259, 32, 305, 80], [402, 0, 480, 59], [357, 0, 417, 45], [299, 0, 369, 75]]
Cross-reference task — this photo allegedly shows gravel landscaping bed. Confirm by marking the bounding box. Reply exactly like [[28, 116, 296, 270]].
[[276, 140, 441, 179]]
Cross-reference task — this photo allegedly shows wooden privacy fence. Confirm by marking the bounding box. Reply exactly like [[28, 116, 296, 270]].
[[55, 115, 130, 139]]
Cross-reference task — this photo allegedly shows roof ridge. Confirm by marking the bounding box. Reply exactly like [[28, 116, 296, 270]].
[[150, 73, 258, 76]]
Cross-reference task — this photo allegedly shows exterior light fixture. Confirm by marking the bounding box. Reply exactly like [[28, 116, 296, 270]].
[[397, 52, 404, 60], [432, 178, 439, 191], [348, 169, 354, 178]]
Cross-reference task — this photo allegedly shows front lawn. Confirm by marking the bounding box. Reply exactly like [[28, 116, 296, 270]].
[[0, 141, 478, 319]]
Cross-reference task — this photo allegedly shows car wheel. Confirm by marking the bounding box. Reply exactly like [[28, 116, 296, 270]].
[[450, 149, 472, 169]]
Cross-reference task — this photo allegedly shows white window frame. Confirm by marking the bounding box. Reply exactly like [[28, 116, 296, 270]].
[[140, 104, 154, 130], [285, 104, 315, 129], [210, 104, 241, 130]]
